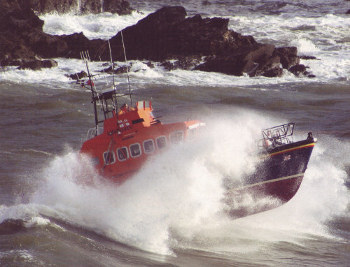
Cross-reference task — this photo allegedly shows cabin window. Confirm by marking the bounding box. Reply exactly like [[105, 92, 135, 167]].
[[170, 131, 184, 144], [117, 147, 129, 161], [143, 139, 155, 154], [130, 143, 142, 158], [156, 136, 167, 150], [103, 151, 116, 165]]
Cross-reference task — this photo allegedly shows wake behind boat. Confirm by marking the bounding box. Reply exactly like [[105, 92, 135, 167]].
[[79, 54, 316, 219]]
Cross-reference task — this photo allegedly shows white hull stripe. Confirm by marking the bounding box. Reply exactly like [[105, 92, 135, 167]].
[[232, 173, 304, 191]]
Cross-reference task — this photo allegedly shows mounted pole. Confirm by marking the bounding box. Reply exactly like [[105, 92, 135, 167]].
[[120, 30, 132, 106], [81, 51, 99, 133], [108, 40, 118, 112]]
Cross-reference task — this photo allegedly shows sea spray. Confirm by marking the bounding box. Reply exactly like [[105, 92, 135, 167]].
[[167, 136, 350, 254], [20, 112, 264, 253], [40, 11, 145, 40], [2, 112, 347, 255]]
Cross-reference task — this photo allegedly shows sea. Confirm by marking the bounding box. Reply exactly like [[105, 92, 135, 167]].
[[1, 0, 350, 266]]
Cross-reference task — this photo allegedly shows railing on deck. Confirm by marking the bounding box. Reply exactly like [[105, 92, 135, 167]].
[[259, 123, 295, 149], [85, 126, 103, 141]]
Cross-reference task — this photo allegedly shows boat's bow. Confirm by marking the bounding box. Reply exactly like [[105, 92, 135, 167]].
[[225, 123, 316, 218]]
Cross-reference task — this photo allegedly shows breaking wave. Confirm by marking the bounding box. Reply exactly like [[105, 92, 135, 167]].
[[1, 112, 348, 254]]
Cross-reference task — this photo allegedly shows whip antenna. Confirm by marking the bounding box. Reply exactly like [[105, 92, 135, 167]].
[[80, 50, 99, 131], [120, 30, 132, 106], [108, 40, 116, 91], [108, 40, 118, 112]]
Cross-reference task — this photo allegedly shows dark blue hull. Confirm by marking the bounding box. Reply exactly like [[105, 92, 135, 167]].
[[225, 138, 316, 218]]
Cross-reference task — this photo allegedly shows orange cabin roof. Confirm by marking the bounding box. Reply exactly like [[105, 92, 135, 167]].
[[103, 100, 156, 135]]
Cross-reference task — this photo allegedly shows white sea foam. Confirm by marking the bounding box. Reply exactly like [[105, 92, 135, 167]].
[[0, 111, 344, 255], [40, 11, 147, 40], [1, 7, 349, 87], [17, 111, 261, 254], [164, 137, 350, 255]]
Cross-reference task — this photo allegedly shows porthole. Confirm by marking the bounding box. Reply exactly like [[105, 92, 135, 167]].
[[130, 143, 142, 158], [143, 139, 155, 154], [117, 147, 129, 161], [156, 136, 167, 149], [103, 151, 116, 165]]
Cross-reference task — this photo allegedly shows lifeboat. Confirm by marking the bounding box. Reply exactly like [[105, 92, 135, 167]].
[[80, 88, 204, 183], [79, 54, 316, 219]]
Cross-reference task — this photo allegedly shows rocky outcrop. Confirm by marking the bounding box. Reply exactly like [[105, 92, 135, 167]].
[[18, 58, 58, 70], [0, 2, 104, 69], [103, 0, 133, 15], [68, 71, 88, 80], [103, 6, 311, 77], [0, 1, 49, 69], [105, 7, 258, 62], [195, 44, 279, 76], [0, 3, 313, 77]]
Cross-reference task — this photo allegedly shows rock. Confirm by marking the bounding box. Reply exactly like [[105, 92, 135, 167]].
[[262, 66, 284, 78], [0, 2, 44, 32], [273, 47, 299, 69], [160, 61, 176, 71], [68, 71, 88, 80], [195, 55, 245, 75], [103, 0, 133, 15], [0, 3, 313, 78], [195, 44, 279, 76], [289, 64, 308, 77], [0, 3, 46, 65], [101, 65, 130, 74], [346, 9, 350, 15], [108, 6, 188, 61], [107, 7, 257, 63], [0, 1, 104, 66], [18, 58, 58, 70], [41, 59, 58, 68], [0, 219, 26, 235], [300, 55, 317, 60], [161, 56, 202, 71], [27, 0, 78, 14]]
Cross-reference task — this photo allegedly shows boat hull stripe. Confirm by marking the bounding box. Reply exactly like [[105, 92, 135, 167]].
[[234, 173, 304, 190], [269, 143, 315, 157]]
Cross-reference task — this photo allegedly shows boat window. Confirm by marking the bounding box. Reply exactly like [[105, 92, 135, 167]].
[[143, 139, 155, 154], [117, 147, 129, 161], [103, 151, 116, 165], [170, 131, 184, 144], [156, 136, 167, 149], [130, 143, 142, 158]]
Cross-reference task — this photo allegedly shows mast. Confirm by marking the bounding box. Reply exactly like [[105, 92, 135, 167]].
[[108, 40, 118, 111], [80, 51, 99, 132], [120, 30, 132, 106]]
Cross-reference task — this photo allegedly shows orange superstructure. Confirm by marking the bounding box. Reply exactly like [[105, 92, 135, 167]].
[[81, 97, 204, 183]]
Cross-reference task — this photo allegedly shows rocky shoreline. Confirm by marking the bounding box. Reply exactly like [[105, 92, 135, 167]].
[[0, 1, 315, 78]]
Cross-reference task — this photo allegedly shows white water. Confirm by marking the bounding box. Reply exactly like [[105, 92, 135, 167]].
[[40, 11, 146, 40], [1, 9, 349, 88], [1, 113, 348, 254]]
